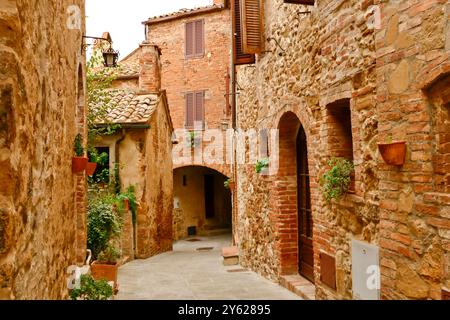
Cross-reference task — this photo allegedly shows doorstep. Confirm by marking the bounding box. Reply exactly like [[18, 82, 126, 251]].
[[222, 246, 239, 266], [279, 274, 316, 300]]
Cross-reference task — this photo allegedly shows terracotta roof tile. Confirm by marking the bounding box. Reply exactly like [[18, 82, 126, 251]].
[[94, 89, 158, 125], [144, 4, 224, 24]]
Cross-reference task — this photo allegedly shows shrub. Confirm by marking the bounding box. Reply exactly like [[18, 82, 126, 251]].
[[320, 157, 354, 202], [70, 275, 113, 300], [74, 134, 84, 157], [87, 194, 122, 259]]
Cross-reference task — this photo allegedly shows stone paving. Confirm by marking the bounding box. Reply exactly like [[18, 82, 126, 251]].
[[117, 235, 302, 300]]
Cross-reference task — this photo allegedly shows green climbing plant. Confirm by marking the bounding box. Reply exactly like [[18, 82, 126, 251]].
[[320, 157, 354, 202], [70, 274, 113, 300]]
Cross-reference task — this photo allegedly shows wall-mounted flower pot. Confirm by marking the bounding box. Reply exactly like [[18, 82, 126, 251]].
[[123, 199, 130, 212], [378, 141, 406, 166], [72, 157, 88, 174], [228, 181, 236, 191], [85, 162, 97, 176]]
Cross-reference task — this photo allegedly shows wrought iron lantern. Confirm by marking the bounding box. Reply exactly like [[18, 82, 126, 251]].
[[82, 35, 120, 68]]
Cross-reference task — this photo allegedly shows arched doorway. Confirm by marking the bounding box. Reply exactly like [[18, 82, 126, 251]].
[[277, 112, 314, 282], [297, 126, 314, 282], [173, 166, 232, 240]]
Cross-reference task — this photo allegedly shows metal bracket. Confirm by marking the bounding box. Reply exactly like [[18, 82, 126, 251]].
[[266, 37, 286, 55]]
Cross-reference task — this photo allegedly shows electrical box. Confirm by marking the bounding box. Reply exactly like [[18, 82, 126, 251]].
[[351, 239, 380, 300]]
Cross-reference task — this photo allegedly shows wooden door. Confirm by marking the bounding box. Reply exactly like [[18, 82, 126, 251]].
[[204, 175, 215, 219], [297, 127, 314, 283]]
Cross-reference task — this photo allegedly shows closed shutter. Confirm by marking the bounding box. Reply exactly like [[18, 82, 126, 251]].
[[194, 91, 204, 129], [186, 92, 194, 128], [195, 20, 204, 56], [240, 0, 263, 54], [185, 22, 195, 58], [233, 0, 255, 65]]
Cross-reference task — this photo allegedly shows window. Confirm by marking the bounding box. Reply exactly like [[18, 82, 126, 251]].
[[185, 20, 204, 59], [326, 99, 355, 192], [185, 91, 205, 129]]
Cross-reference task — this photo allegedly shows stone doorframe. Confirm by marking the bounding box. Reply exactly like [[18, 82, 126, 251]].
[[271, 110, 317, 277]]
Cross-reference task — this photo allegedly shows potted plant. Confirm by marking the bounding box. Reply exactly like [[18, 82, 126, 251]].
[[378, 135, 406, 166], [69, 274, 113, 300], [320, 157, 354, 203], [90, 244, 121, 287], [116, 186, 138, 224], [72, 133, 88, 173], [87, 149, 109, 177], [87, 194, 122, 287], [255, 158, 269, 174], [224, 178, 235, 191]]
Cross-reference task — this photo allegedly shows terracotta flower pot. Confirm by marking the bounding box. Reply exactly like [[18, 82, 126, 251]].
[[123, 199, 130, 212], [72, 157, 88, 174], [85, 162, 97, 176], [90, 261, 118, 284], [228, 181, 236, 191], [378, 141, 406, 166]]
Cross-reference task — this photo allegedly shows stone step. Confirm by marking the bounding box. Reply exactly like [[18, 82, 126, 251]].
[[199, 228, 231, 237], [222, 246, 239, 266], [279, 275, 316, 300]]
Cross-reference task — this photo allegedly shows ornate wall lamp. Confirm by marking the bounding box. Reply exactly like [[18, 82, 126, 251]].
[[82, 35, 120, 68]]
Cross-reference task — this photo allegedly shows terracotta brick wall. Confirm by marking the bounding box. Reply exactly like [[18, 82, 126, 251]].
[[146, 8, 232, 132]]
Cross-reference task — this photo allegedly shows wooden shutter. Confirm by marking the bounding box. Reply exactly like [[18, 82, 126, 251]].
[[240, 0, 263, 54], [284, 0, 315, 5], [194, 91, 204, 129], [185, 92, 194, 128], [195, 20, 204, 56], [185, 22, 194, 58], [233, 0, 255, 65]]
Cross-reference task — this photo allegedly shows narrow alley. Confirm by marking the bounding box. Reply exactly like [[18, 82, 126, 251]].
[[117, 235, 301, 300]]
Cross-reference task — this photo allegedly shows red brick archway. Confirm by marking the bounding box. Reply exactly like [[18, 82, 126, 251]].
[[273, 111, 314, 276]]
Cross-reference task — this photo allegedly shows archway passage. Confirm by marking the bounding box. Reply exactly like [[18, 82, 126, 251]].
[[297, 126, 314, 283], [173, 166, 232, 240]]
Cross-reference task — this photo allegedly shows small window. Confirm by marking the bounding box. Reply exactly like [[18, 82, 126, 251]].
[[185, 20, 204, 59], [185, 91, 205, 129], [326, 99, 355, 192], [283, 0, 315, 5], [259, 129, 269, 158]]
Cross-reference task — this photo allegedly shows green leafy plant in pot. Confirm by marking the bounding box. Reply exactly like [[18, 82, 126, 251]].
[[320, 157, 354, 203], [87, 149, 109, 177], [87, 194, 122, 287], [255, 158, 269, 174], [224, 178, 235, 191], [70, 274, 113, 300], [116, 185, 138, 224], [72, 133, 88, 174]]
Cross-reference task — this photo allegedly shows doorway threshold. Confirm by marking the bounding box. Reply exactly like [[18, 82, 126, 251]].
[[280, 274, 316, 300]]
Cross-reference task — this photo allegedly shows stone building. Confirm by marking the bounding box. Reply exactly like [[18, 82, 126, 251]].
[[93, 42, 174, 260], [0, 0, 87, 299], [232, 0, 450, 300], [141, 0, 234, 239]]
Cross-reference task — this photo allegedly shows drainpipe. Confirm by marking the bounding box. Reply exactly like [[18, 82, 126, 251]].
[[230, 8, 238, 247]]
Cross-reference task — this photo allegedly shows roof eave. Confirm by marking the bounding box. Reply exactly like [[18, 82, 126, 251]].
[[142, 5, 225, 25]]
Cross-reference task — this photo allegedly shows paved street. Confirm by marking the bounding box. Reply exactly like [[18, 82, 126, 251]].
[[117, 235, 301, 300]]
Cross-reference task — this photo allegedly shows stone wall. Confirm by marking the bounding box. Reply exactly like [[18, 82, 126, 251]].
[[235, 0, 449, 300], [0, 0, 86, 299], [136, 96, 174, 258], [375, 0, 450, 300], [235, 0, 378, 298]]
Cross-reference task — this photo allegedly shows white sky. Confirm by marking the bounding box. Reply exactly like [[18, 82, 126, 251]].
[[86, 0, 212, 59]]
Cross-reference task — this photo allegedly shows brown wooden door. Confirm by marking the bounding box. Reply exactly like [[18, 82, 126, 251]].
[[297, 127, 314, 283]]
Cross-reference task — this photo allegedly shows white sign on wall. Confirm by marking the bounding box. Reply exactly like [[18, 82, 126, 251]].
[[351, 239, 380, 300]]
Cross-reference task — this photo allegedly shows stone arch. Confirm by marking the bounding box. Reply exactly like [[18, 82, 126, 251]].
[[173, 163, 231, 180], [172, 165, 232, 240], [272, 111, 316, 280]]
